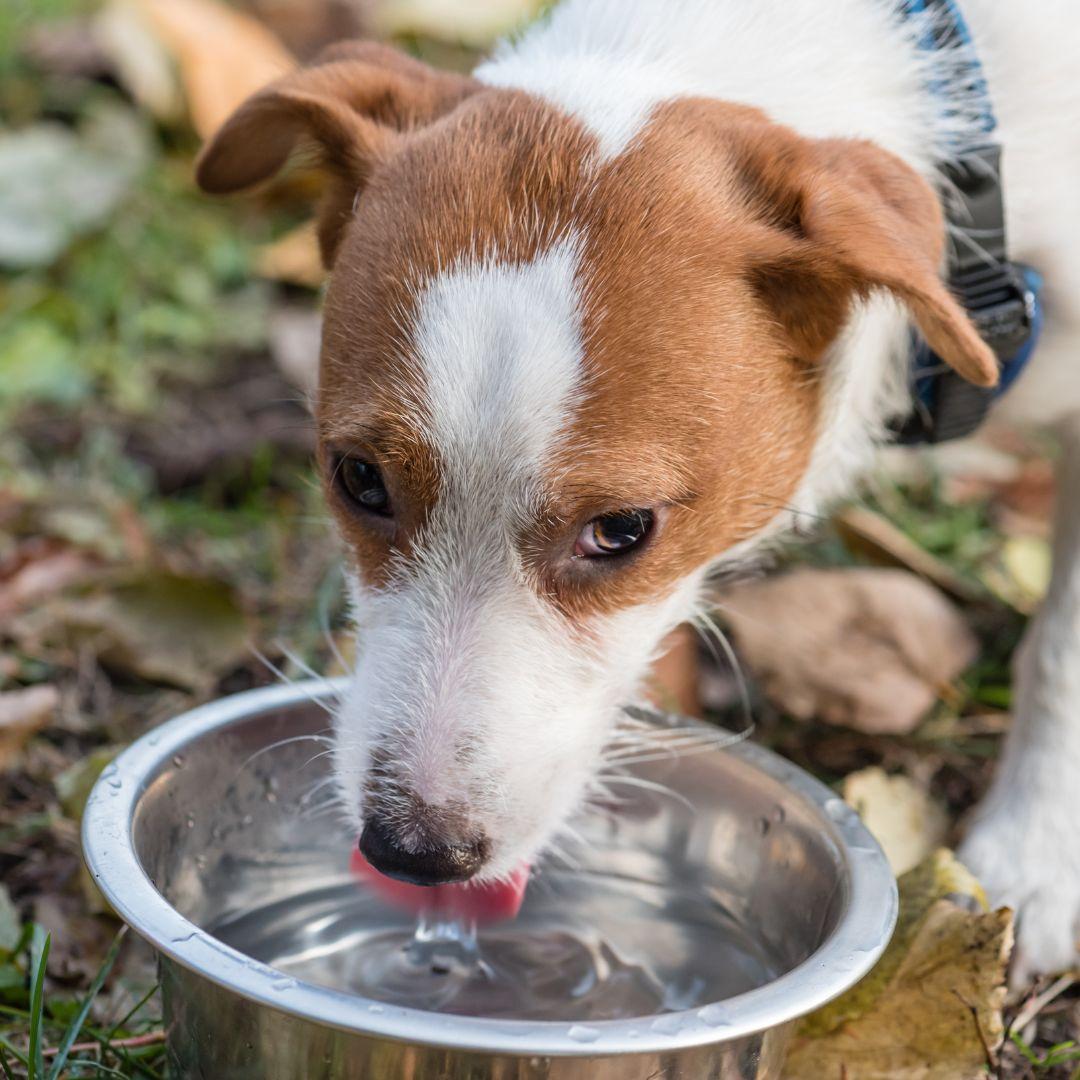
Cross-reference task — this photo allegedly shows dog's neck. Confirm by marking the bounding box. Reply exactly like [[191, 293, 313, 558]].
[[481, 0, 990, 552]]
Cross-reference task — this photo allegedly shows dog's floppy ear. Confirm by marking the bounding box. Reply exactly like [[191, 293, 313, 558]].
[[742, 130, 998, 387], [196, 42, 479, 265]]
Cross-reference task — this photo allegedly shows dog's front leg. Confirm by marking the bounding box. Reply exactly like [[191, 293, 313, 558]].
[[960, 419, 1080, 981]]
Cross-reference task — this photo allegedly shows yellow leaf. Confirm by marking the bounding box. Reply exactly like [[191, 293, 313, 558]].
[[1001, 536, 1051, 603], [843, 767, 948, 876], [374, 0, 546, 47], [785, 850, 1010, 1080]]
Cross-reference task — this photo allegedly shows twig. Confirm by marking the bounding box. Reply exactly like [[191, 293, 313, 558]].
[[43, 1030, 165, 1057], [1008, 971, 1077, 1035]]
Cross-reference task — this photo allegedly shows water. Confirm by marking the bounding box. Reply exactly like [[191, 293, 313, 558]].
[[210, 867, 780, 1022]]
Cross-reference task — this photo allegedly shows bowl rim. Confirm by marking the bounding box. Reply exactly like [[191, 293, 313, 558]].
[[82, 679, 897, 1057]]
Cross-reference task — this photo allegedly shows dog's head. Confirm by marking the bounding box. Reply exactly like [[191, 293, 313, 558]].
[[198, 43, 995, 886]]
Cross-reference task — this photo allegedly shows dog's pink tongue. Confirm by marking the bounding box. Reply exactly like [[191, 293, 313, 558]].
[[350, 850, 529, 924]]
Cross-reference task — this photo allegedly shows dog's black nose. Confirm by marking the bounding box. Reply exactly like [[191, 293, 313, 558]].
[[358, 815, 487, 886]]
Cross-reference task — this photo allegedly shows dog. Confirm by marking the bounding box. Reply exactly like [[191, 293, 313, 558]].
[[196, 0, 1080, 980]]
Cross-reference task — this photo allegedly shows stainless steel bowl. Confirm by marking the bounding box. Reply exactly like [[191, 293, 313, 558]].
[[83, 680, 896, 1079]]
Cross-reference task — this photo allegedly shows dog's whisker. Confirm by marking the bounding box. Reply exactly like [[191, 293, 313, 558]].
[[275, 640, 328, 684], [251, 646, 337, 717], [593, 772, 695, 811], [235, 732, 334, 776], [691, 610, 756, 739]]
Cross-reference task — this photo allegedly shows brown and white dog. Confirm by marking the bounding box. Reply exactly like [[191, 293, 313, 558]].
[[197, 0, 1080, 978]]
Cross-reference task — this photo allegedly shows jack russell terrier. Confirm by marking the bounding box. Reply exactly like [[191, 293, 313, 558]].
[[196, 0, 1080, 980]]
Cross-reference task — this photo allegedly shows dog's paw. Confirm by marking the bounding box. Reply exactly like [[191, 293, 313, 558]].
[[959, 803, 1080, 985]]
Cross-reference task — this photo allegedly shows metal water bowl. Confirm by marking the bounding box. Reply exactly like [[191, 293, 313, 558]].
[[83, 681, 896, 1079]]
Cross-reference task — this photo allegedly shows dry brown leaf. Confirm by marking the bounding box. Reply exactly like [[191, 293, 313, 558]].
[[269, 307, 321, 401], [719, 567, 977, 734], [0, 544, 99, 620], [106, 0, 295, 138], [255, 221, 324, 289], [0, 684, 59, 771], [843, 767, 948, 876], [785, 850, 1012, 1080]]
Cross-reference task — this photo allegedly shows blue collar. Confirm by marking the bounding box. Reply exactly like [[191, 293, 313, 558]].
[[892, 0, 1042, 445]]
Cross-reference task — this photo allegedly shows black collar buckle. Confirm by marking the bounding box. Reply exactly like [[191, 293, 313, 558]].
[[893, 143, 1039, 446]]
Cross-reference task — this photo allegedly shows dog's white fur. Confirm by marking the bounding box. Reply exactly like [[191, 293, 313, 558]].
[[338, 238, 709, 877], [335, 0, 1080, 972]]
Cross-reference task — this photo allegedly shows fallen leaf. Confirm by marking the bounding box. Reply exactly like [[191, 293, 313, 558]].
[[55, 747, 122, 822], [843, 767, 948, 876], [0, 104, 150, 269], [0, 884, 21, 954], [269, 306, 321, 402], [112, 0, 295, 138], [96, 0, 186, 123], [833, 505, 984, 603], [0, 542, 99, 621], [0, 685, 59, 771], [373, 0, 545, 47], [718, 568, 977, 734], [47, 572, 250, 691], [1000, 536, 1051, 604], [255, 221, 324, 289], [785, 850, 1012, 1080]]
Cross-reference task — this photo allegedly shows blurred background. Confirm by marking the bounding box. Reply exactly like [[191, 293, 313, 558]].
[[0, 1, 1075, 1076]]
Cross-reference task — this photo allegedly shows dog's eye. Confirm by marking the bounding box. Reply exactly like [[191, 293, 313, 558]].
[[575, 509, 654, 558], [336, 457, 391, 516]]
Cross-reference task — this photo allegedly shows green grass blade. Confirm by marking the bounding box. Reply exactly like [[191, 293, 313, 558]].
[[48, 927, 126, 1080], [105, 978, 158, 1042], [0, 1035, 28, 1068], [59, 1062, 131, 1079], [28, 927, 51, 1080], [0, 1044, 16, 1080]]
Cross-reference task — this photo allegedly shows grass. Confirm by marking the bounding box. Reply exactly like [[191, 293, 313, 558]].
[[0, 926, 163, 1079]]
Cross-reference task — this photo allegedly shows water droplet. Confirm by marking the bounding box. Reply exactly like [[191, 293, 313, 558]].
[[270, 976, 296, 992], [772, 804, 786, 824], [367, 1003, 384, 1014], [697, 1003, 732, 1027], [650, 1014, 682, 1035], [567, 1024, 600, 1044], [107, 777, 122, 790], [185, 814, 196, 829], [824, 798, 849, 822], [172, 754, 185, 768], [756, 816, 771, 836]]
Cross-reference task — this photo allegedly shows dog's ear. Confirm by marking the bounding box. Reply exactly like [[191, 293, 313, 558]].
[[741, 130, 998, 387], [196, 42, 479, 265]]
